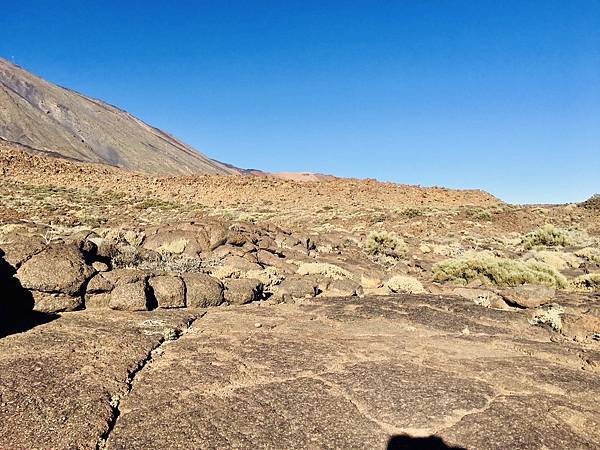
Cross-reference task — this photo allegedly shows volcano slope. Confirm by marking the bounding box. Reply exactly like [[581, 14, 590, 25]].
[[0, 143, 599, 449]]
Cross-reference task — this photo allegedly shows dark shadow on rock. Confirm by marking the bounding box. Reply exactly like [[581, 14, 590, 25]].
[[0, 249, 58, 338], [387, 434, 466, 450]]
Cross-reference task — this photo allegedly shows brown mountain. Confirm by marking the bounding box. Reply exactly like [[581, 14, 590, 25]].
[[0, 58, 238, 175]]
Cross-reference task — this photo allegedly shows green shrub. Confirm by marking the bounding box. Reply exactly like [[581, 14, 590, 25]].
[[569, 273, 600, 292], [364, 230, 407, 259], [433, 252, 567, 288], [522, 224, 574, 250]]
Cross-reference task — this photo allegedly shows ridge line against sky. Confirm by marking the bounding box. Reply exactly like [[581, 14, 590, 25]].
[[1, 0, 599, 204]]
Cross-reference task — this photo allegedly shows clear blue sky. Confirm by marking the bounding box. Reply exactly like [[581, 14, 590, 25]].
[[1, 1, 599, 204]]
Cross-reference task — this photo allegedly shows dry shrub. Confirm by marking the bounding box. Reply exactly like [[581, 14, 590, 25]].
[[386, 275, 425, 294], [433, 252, 567, 288], [364, 230, 407, 259]]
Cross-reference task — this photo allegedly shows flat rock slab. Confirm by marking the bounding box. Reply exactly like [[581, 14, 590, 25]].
[[0, 309, 196, 449], [1, 295, 599, 449], [103, 295, 599, 449]]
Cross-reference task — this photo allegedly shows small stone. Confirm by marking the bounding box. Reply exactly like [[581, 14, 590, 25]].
[[149, 275, 185, 308], [92, 261, 110, 272], [254, 322, 262, 328], [109, 281, 149, 311]]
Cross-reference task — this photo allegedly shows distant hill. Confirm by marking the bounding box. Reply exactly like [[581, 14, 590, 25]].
[[0, 58, 239, 175]]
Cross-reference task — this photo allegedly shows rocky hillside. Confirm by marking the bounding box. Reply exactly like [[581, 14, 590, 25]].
[[0, 58, 238, 175]]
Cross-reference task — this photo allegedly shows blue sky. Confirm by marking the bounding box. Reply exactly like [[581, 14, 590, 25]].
[[1, 1, 599, 204]]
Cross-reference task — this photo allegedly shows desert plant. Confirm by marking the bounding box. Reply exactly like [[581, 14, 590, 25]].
[[433, 252, 567, 288], [569, 273, 600, 292], [574, 247, 600, 264], [364, 230, 408, 259], [386, 275, 425, 294], [522, 224, 574, 250], [297, 262, 352, 280]]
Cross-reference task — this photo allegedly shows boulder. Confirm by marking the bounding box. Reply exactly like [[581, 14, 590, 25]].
[[499, 285, 555, 309], [149, 275, 186, 308], [223, 278, 263, 305], [103, 269, 148, 286], [84, 293, 111, 309], [319, 279, 363, 298], [88, 237, 119, 260], [31, 291, 82, 313], [452, 287, 510, 310], [109, 281, 149, 311], [0, 233, 46, 268], [16, 244, 95, 295], [272, 276, 319, 303], [183, 273, 224, 308], [86, 273, 114, 294]]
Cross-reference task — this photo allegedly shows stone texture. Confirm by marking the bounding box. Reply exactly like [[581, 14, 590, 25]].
[[31, 291, 82, 313], [16, 244, 95, 295], [84, 292, 111, 309], [272, 275, 319, 303], [500, 284, 556, 309], [149, 275, 185, 308], [109, 281, 149, 311], [182, 273, 224, 308], [320, 278, 363, 297], [99, 296, 599, 449], [0, 309, 196, 450], [223, 278, 263, 305]]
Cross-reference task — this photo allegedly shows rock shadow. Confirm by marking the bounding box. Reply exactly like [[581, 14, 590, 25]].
[[387, 434, 465, 450], [0, 249, 57, 338]]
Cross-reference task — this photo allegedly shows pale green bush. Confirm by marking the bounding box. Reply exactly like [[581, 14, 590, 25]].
[[522, 224, 574, 250], [364, 230, 408, 259], [386, 275, 425, 294], [433, 252, 567, 288]]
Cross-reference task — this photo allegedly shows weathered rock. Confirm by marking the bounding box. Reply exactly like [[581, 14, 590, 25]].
[[223, 278, 263, 305], [0, 233, 46, 267], [92, 261, 110, 272], [500, 284, 555, 309], [452, 287, 510, 310], [320, 278, 363, 297], [149, 275, 186, 308], [272, 275, 319, 303], [16, 244, 95, 295], [109, 281, 149, 311], [31, 291, 82, 313], [88, 237, 119, 260], [103, 268, 148, 286], [182, 273, 224, 308], [86, 273, 114, 294], [561, 312, 600, 341], [84, 292, 111, 309]]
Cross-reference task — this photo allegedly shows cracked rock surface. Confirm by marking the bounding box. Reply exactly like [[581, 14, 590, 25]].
[[1, 295, 599, 449]]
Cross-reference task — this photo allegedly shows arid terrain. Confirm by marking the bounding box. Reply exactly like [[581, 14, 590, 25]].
[[1, 60, 600, 449], [1, 140, 599, 449]]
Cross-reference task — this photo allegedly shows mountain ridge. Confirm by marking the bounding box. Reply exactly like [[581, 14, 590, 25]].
[[0, 58, 239, 175]]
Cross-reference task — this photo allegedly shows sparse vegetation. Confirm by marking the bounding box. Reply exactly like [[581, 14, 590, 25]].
[[297, 262, 351, 280], [569, 273, 600, 292], [364, 230, 407, 259], [574, 247, 600, 264], [433, 252, 567, 288], [386, 275, 425, 294], [580, 194, 600, 210], [522, 224, 574, 249]]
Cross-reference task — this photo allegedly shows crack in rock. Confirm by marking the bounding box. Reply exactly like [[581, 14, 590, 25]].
[[95, 316, 197, 450]]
